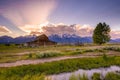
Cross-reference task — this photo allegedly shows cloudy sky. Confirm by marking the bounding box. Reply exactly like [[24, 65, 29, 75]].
[[0, 0, 120, 39]]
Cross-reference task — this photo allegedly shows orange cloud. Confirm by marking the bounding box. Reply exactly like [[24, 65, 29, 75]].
[[0, 26, 12, 33], [0, 26, 28, 37], [19, 24, 44, 34], [26, 23, 94, 37], [73, 24, 94, 37], [42, 24, 76, 35], [43, 24, 93, 37], [0, 0, 56, 26]]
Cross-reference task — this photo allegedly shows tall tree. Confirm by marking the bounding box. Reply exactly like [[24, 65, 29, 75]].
[[93, 22, 111, 45]]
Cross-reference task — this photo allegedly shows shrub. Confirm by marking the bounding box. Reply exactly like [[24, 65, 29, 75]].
[[103, 47, 120, 52], [35, 52, 61, 58], [76, 49, 80, 51], [28, 54, 32, 58], [115, 47, 120, 52], [70, 51, 83, 55], [103, 47, 113, 50], [102, 53, 108, 61], [83, 49, 95, 53]]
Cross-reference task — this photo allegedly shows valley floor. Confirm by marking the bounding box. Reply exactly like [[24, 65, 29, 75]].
[[0, 44, 120, 80], [0, 51, 120, 67], [0, 44, 120, 67]]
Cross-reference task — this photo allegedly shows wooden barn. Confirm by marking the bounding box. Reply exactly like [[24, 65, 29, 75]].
[[26, 34, 57, 47]]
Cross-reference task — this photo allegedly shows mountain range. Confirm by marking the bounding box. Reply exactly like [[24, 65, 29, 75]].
[[0, 35, 36, 44], [0, 34, 120, 44], [49, 34, 92, 44]]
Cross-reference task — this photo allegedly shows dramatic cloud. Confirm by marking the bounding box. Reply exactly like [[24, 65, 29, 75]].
[[73, 24, 93, 37], [0, 25, 28, 37], [27, 23, 120, 39], [0, 26, 11, 33], [26, 23, 94, 37], [0, 15, 26, 34], [0, 0, 56, 37], [42, 24, 76, 35], [41, 24, 93, 37], [0, 26, 13, 37], [0, 0, 56, 26], [19, 22, 49, 34]]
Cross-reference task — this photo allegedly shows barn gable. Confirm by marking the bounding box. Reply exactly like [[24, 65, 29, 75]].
[[26, 34, 56, 47]]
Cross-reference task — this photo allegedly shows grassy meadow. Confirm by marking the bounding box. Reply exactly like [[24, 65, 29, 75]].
[[0, 44, 120, 63], [0, 56, 120, 80], [0, 44, 120, 80]]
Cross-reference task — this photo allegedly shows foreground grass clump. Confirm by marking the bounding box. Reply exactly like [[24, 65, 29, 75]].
[[92, 73, 101, 80], [0, 73, 46, 80], [69, 74, 78, 80], [103, 47, 120, 52], [69, 51, 83, 55], [68, 72, 120, 80], [69, 74, 88, 80], [0, 57, 120, 80], [35, 52, 61, 58], [105, 72, 120, 80], [79, 74, 88, 80], [22, 74, 46, 80]]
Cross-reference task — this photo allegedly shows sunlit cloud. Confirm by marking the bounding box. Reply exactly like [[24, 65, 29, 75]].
[[28, 23, 120, 39], [42, 24, 76, 36], [73, 24, 94, 37], [0, 25, 28, 37], [0, 0, 56, 37], [19, 21, 49, 34], [0, 26, 13, 37], [0, 0, 56, 26], [0, 26, 12, 33], [27, 23, 94, 37]]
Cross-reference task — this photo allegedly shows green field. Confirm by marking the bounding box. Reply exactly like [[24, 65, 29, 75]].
[[0, 56, 120, 80], [0, 44, 120, 80], [0, 44, 120, 63]]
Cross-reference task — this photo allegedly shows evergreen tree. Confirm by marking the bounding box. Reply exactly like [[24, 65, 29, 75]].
[[93, 22, 111, 45]]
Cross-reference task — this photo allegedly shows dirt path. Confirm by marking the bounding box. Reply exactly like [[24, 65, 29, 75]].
[[0, 55, 99, 67]]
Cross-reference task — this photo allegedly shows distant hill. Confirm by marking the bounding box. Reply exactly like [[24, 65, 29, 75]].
[[13, 35, 36, 44], [0, 36, 14, 44], [0, 35, 36, 44], [110, 38, 120, 43]]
